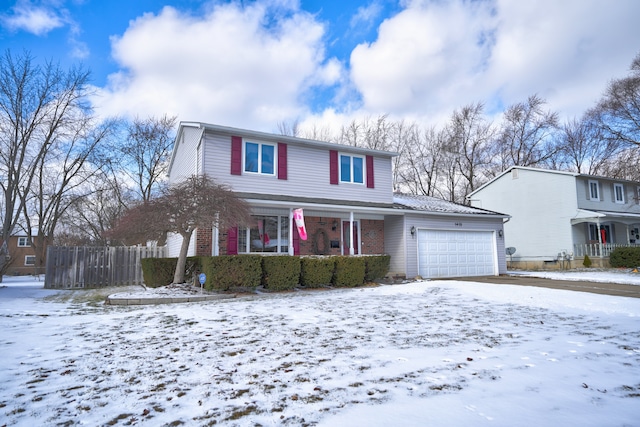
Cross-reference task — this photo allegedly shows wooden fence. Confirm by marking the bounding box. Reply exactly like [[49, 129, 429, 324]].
[[44, 246, 166, 289]]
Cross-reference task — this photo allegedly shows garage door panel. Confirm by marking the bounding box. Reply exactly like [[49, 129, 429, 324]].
[[418, 229, 496, 279]]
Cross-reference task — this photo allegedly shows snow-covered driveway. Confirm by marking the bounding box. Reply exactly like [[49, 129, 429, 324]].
[[1, 274, 639, 426]]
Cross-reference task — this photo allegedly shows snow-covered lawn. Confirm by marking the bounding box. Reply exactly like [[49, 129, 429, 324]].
[[1, 272, 639, 426]]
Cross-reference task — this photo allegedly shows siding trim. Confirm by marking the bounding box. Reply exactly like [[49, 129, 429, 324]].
[[366, 155, 375, 188], [231, 136, 242, 175], [277, 142, 288, 180], [329, 150, 338, 185]]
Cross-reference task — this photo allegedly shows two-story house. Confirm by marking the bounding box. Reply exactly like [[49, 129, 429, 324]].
[[467, 166, 640, 269], [167, 122, 508, 279], [0, 233, 45, 276]]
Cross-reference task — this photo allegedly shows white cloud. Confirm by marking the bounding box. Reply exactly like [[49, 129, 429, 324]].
[[93, 2, 341, 131], [1, 1, 64, 35], [347, 0, 640, 125], [350, 1, 383, 30]]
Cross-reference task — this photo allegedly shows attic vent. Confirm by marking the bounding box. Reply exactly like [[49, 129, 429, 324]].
[[512, 169, 519, 179]]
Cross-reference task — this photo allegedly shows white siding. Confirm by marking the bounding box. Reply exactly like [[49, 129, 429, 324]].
[[384, 215, 406, 276], [471, 169, 576, 261], [169, 126, 204, 183], [201, 133, 394, 204], [576, 177, 640, 214], [166, 232, 196, 257]]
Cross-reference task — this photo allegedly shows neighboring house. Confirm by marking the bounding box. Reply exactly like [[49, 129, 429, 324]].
[[0, 233, 45, 276], [166, 122, 508, 279], [467, 166, 640, 269]]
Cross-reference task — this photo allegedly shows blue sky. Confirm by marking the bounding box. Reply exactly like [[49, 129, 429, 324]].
[[2, 0, 640, 134]]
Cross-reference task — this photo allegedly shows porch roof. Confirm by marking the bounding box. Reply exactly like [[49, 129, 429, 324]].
[[235, 192, 509, 218], [571, 209, 640, 225]]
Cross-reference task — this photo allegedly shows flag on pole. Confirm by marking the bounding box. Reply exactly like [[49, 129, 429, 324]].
[[293, 208, 307, 240]]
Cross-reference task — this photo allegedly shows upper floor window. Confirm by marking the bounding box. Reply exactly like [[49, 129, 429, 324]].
[[588, 180, 600, 201], [614, 183, 625, 203], [244, 142, 275, 175], [340, 154, 364, 184], [17, 237, 30, 247]]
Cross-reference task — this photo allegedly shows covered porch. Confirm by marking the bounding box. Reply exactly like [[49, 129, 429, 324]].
[[571, 209, 640, 259]]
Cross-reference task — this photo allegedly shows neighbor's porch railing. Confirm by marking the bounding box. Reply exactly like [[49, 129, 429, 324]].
[[573, 243, 634, 258]]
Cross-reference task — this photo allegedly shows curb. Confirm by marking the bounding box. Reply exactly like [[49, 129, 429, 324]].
[[105, 293, 236, 306]]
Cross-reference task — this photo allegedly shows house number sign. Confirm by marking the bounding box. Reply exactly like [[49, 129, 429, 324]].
[[454, 222, 463, 227]]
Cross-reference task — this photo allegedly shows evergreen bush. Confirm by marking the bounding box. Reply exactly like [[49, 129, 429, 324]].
[[300, 256, 335, 288], [583, 254, 592, 268], [609, 247, 640, 268], [364, 255, 391, 282], [262, 256, 301, 291], [201, 255, 262, 291], [141, 258, 177, 287], [333, 256, 366, 287]]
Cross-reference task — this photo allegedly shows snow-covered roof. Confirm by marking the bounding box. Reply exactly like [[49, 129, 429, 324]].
[[393, 193, 507, 216]]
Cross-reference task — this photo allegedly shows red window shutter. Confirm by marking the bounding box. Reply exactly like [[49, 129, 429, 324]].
[[278, 143, 287, 180], [329, 150, 339, 185], [226, 227, 238, 255], [230, 136, 242, 175], [293, 222, 300, 255], [366, 155, 374, 188]]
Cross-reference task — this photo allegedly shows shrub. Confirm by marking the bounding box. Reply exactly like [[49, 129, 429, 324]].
[[610, 247, 640, 268], [300, 256, 335, 288], [141, 258, 177, 288], [262, 256, 301, 291], [201, 255, 262, 291], [333, 256, 366, 287], [583, 254, 592, 268], [364, 255, 391, 282]]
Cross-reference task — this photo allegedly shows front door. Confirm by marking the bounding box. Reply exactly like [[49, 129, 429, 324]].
[[342, 221, 359, 255]]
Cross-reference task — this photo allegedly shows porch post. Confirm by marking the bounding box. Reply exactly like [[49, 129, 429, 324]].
[[596, 218, 603, 257], [349, 211, 355, 255], [626, 225, 631, 245], [288, 209, 294, 256]]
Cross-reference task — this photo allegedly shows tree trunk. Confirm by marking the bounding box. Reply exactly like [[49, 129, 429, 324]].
[[173, 230, 193, 284]]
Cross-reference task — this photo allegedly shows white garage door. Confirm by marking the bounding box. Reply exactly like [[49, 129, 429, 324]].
[[418, 229, 496, 278]]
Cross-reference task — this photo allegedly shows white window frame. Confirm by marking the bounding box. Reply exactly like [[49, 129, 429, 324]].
[[588, 180, 600, 201], [339, 154, 365, 184], [24, 255, 35, 266], [238, 215, 289, 254], [637, 186, 640, 205], [243, 141, 276, 176], [613, 183, 625, 204], [17, 237, 30, 247]]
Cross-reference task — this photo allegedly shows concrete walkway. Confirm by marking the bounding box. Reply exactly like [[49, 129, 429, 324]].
[[446, 275, 640, 299]]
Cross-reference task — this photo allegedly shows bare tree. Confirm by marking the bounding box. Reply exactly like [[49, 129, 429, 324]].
[[493, 94, 560, 171], [116, 114, 177, 202], [276, 119, 301, 137], [0, 50, 112, 277], [446, 102, 494, 198], [590, 52, 640, 147], [557, 115, 619, 175], [108, 175, 251, 284]]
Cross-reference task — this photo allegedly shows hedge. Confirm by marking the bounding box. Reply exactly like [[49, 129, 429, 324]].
[[143, 254, 391, 291], [609, 247, 640, 268], [364, 255, 390, 282], [141, 257, 177, 288], [333, 256, 366, 287], [262, 256, 301, 291], [201, 255, 263, 291], [300, 256, 335, 288]]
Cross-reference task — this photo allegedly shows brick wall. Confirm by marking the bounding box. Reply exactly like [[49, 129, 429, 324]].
[[195, 228, 212, 256], [300, 216, 343, 256], [360, 219, 385, 255]]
